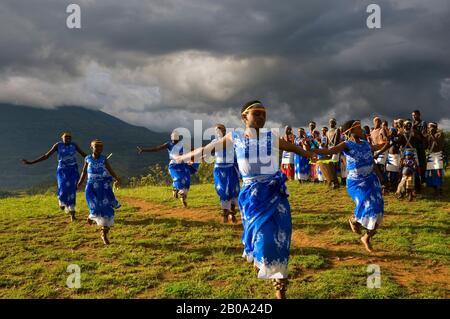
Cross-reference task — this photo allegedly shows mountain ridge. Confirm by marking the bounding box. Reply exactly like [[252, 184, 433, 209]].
[[0, 103, 170, 190]]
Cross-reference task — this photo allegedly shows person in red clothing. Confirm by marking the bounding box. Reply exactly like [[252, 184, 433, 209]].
[[281, 126, 295, 179]]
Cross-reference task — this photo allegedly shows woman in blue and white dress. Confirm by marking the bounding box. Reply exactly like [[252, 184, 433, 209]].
[[137, 130, 191, 207], [312, 120, 386, 253], [22, 132, 87, 222], [77, 140, 121, 245], [294, 128, 310, 182], [211, 124, 241, 223], [174, 100, 314, 299]]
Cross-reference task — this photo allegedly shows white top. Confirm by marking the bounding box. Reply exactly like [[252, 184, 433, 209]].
[[167, 140, 184, 165], [211, 138, 236, 168], [281, 150, 294, 164], [231, 129, 279, 179]]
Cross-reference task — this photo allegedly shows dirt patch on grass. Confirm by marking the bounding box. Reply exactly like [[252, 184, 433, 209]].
[[291, 229, 449, 293], [121, 195, 449, 296], [120, 196, 242, 226]]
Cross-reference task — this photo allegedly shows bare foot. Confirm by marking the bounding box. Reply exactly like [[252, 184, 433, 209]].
[[275, 290, 286, 299], [69, 211, 76, 222], [273, 279, 288, 299], [230, 214, 237, 224], [360, 235, 373, 253], [101, 234, 110, 245], [101, 229, 110, 245], [181, 197, 187, 207]]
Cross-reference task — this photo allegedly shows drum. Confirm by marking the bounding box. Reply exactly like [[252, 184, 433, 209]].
[[426, 152, 443, 170], [386, 153, 400, 172], [319, 162, 338, 184]]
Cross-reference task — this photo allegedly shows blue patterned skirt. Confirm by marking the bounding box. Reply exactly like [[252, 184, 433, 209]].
[[168, 163, 191, 191], [214, 165, 240, 209], [188, 163, 200, 175], [346, 172, 384, 230], [294, 154, 310, 180], [85, 176, 120, 227], [56, 164, 79, 211], [239, 171, 291, 279]]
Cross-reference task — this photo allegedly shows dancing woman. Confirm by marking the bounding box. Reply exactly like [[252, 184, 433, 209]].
[[174, 100, 314, 299], [22, 132, 87, 221], [137, 131, 191, 207], [77, 140, 121, 245], [311, 120, 386, 253], [211, 124, 241, 223]]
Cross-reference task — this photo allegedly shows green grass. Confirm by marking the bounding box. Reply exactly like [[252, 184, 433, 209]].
[[0, 173, 449, 299]]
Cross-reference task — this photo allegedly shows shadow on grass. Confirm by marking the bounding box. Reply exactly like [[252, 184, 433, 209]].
[[291, 246, 367, 260], [293, 220, 350, 233], [120, 216, 235, 230], [292, 209, 350, 216]]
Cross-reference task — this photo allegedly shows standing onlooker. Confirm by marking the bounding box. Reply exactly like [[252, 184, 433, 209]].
[[327, 119, 342, 178], [370, 117, 386, 146], [327, 119, 341, 148], [294, 128, 310, 182], [307, 121, 317, 138], [402, 120, 422, 193], [425, 122, 445, 196], [396, 119, 405, 135], [371, 117, 388, 187], [412, 110, 428, 184], [381, 120, 390, 141], [363, 125, 373, 144], [376, 128, 407, 193], [281, 126, 295, 180], [321, 127, 329, 147]]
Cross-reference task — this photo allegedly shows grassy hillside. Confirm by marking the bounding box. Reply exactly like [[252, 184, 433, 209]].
[[0, 104, 168, 190], [0, 175, 448, 299]]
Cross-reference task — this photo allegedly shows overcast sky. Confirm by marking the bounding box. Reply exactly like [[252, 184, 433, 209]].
[[0, 0, 449, 132]]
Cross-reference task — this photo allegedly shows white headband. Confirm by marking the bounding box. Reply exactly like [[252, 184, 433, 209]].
[[171, 131, 180, 140]]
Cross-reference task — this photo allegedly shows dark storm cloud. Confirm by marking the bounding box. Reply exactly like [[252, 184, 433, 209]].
[[0, 0, 449, 131]]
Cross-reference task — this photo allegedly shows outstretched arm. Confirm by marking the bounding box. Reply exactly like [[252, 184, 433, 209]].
[[310, 141, 347, 155], [174, 133, 232, 163], [137, 143, 168, 154], [105, 160, 121, 185], [22, 143, 58, 165], [279, 138, 314, 158], [75, 143, 87, 158], [77, 160, 88, 189]]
